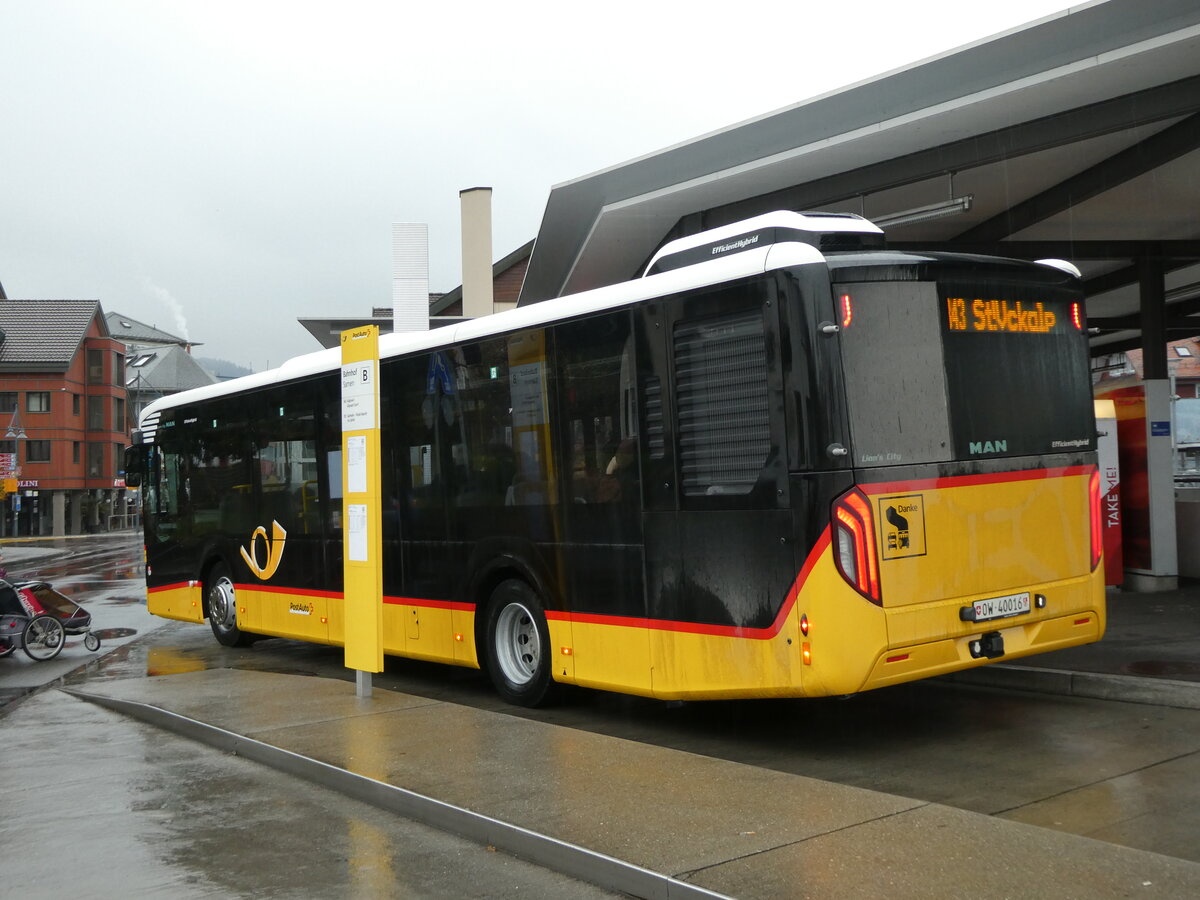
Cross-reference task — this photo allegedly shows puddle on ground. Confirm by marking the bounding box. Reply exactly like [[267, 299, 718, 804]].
[[92, 627, 139, 640], [146, 646, 209, 676], [97, 596, 147, 607]]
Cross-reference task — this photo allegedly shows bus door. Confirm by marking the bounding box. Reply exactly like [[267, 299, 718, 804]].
[[636, 275, 798, 696], [553, 310, 647, 693], [242, 387, 329, 643]]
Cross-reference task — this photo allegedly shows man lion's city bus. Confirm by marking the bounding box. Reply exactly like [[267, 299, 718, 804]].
[[125, 211, 1105, 707]]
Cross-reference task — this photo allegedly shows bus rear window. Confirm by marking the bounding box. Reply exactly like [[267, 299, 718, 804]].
[[839, 276, 1093, 467], [940, 278, 1093, 460]]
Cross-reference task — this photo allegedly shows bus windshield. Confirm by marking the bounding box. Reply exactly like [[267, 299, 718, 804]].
[[837, 275, 1093, 467]]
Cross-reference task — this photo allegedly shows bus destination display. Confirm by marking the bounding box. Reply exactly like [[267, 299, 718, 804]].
[[946, 297, 1065, 334]]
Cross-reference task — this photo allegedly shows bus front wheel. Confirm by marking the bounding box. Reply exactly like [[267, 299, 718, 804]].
[[207, 562, 253, 648], [483, 579, 558, 707]]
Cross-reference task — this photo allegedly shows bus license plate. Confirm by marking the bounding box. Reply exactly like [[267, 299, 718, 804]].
[[972, 592, 1031, 622]]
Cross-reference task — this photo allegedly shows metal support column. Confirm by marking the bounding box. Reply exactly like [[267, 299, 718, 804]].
[[1129, 257, 1178, 591]]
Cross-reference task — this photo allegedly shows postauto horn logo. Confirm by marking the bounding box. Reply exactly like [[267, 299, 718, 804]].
[[241, 520, 288, 580]]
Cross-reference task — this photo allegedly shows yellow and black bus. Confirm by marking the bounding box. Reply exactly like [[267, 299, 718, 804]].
[[126, 211, 1105, 706]]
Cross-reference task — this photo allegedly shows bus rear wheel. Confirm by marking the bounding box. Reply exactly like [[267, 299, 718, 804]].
[[207, 562, 253, 648], [483, 580, 558, 707]]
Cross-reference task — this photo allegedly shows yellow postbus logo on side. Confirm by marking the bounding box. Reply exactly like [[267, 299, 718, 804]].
[[240, 520, 288, 580]]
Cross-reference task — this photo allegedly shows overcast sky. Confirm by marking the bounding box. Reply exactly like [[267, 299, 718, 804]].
[[1, 0, 1075, 372]]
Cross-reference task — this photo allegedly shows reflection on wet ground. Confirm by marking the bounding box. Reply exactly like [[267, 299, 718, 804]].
[[4, 688, 617, 898], [95, 595, 146, 606], [13, 547, 143, 587], [66, 615, 1200, 865], [9, 532, 1200, 870], [92, 627, 138, 640]]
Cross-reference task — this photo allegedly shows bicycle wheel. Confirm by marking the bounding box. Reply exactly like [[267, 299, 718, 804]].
[[23, 615, 65, 661]]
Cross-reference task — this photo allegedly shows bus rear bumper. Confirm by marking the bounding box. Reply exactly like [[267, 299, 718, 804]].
[[860, 607, 1105, 692], [147, 582, 206, 624]]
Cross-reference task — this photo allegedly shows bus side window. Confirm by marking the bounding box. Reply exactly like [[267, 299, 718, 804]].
[[504, 330, 556, 507], [190, 402, 253, 535], [556, 311, 639, 514], [322, 388, 343, 535], [145, 441, 187, 542], [252, 391, 320, 534], [450, 341, 510, 509]]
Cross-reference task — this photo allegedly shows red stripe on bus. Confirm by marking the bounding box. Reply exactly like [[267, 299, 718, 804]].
[[860, 464, 1091, 495], [215, 527, 837, 640], [147, 581, 196, 594], [220, 583, 476, 612], [545, 529, 833, 640], [235, 583, 344, 599], [384, 595, 475, 612], [229, 585, 474, 612]]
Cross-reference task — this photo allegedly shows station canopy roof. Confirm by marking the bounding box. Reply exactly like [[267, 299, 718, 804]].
[[517, 0, 1200, 357]]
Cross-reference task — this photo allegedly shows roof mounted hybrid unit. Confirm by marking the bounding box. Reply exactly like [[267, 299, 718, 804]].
[[643, 211, 886, 277]]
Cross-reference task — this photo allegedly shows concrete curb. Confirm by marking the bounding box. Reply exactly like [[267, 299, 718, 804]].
[[63, 687, 731, 900], [943, 664, 1200, 710]]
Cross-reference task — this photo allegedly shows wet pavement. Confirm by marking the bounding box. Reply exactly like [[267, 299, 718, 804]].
[[3, 687, 619, 899], [1, 533, 166, 709], [945, 584, 1200, 710], [4, 533, 1200, 898], [54, 665, 1200, 898], [1011, 585, 1200, 682]]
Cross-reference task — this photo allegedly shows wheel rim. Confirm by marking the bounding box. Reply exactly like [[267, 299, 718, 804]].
[[209, 575, 236, 631], [24, 617, 64, 661], [494, 601, 541, 687]]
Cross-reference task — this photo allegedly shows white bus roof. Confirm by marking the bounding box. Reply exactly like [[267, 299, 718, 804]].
[[139, 236, 826, 429]]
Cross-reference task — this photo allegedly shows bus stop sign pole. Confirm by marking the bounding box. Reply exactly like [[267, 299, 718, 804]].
[[340, 326, 383, 697]]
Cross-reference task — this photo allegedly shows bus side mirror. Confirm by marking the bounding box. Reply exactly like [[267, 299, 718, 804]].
[[124, 445, 144, 488]]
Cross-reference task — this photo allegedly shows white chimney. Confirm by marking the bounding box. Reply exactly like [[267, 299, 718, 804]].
[[392, 223, 429, 333], [460, 187, 494, 320]]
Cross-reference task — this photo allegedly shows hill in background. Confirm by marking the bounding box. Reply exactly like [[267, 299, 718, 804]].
[[196, 357, 254, 381]]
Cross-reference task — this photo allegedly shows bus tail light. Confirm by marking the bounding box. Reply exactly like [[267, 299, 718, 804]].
[[840, 293, 854, 328], [833, 488, 881, 604], [1088, 467, 1103, 571]]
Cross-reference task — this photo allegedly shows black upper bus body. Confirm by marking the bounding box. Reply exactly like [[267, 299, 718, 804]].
[[135, 225, 1099, 699]]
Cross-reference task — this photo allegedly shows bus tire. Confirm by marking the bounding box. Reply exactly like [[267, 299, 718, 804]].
[[483, 579, 558, 707], [206, 562, 253, 648]]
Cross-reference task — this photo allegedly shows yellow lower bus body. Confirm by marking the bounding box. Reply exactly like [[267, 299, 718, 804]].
[[148, 552, 1103, 701], [146, 466, 1105, 701]]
